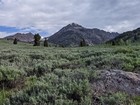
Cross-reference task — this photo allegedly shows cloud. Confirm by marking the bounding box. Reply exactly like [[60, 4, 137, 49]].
[[104, 21, 135, 33], [0, 0, 89, 33], [0, 32, 16, 38], [0, 0, 140, 37]]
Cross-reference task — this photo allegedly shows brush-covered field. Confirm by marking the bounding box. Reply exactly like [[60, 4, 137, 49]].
[[0, 40, 140, 105]]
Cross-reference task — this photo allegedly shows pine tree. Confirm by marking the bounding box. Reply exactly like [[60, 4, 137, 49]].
[[80, 38, 86, 47], [44, 38, 48, 47], [112, 41, 115, 46], [134, 34, 137, 41], [13, 38, 17, 44], [80, 41, 83, 47], [34, 33, 41, 46]]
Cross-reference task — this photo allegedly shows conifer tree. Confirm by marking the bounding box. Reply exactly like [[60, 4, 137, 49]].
[[44, 38, 48, 47], [34, 33, 41, 46], [134, 34, 137, 41], [80, 38, 86, 47], [112, 41, 115, 46], [13, 38, 17, 44]]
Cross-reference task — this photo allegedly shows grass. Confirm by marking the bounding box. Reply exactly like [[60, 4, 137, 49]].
[[0, 39, 140, 105]]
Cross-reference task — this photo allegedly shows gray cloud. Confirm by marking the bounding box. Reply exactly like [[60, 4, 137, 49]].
[[83, 0, 140, 32], [0, 0, 140, 37]]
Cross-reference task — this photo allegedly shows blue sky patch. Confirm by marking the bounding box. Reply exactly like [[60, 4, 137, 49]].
[[0, 26, 20, 33], [0, 26, 47, 37]]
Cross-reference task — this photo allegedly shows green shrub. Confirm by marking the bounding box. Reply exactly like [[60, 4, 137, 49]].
[[0, 90, 11, 105], [115, 48, 133, 54], [100, 92, 129, 105], [0, 66, 24, 81], [5, 73, 92, 105], [123, 63, 135, 72], [0, 40, 140, 105], [132, 96, 140, 105], [26, 63, 49, 77]]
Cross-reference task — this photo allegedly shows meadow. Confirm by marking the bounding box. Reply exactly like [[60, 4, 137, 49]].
[[0, 39, 140, 105]]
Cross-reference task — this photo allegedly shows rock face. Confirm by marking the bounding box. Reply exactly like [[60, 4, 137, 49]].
[[92, 70, 140, 96], [4, 32, 34, 43], [48, 23, 119, 46]]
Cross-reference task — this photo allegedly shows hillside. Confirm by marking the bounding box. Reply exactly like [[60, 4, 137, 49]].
[[108, 28, 140, 44], [48, 23, 119, 46], [4, 32, 34, 42], [0, 40, 140, 104]]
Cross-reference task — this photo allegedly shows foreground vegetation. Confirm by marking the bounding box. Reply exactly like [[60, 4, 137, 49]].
[[0, 40, 140, 105]]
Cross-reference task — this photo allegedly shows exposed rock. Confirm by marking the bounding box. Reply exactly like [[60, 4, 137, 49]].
[[48, 23, 119, 46], [91, 70, 140, 96]]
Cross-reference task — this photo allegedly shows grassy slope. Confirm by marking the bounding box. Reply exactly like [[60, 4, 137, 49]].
[[0, 39, 140, 105]]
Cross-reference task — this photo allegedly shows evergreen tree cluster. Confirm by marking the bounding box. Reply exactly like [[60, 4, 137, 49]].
[[111, 39, 130, 46], [12, 33, 90, 47], [13, 33, 49, 47]]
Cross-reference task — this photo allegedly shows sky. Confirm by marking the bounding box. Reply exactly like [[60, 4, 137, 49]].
[[0, 0, 140, 38]]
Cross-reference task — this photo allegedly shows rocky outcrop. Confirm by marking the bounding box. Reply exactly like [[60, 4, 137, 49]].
[[91, 70, 140, 96]]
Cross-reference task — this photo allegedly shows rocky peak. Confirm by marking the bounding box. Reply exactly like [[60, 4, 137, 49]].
[[63, 23, 84, 30], [68, 23, 83, 27]]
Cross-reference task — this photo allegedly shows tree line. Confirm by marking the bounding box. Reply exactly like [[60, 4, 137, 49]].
[[13, 33, 48, 47], [13, 33, 88, 47]]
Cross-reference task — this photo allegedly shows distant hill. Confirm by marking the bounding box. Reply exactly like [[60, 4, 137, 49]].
[[48, 23, 119, 46], [108, 28, 140, 44], [4, 32, 34, 43]]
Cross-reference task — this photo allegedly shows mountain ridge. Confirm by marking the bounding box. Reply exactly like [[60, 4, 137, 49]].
[[4, 32, 34, 42], [1, 23, 120, 45], [108, 28, 140, 44], [48, 23, 119, 46]]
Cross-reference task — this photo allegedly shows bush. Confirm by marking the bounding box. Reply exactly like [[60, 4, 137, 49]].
[[0, 39, 140, 105], [123, 63, 135, 72], [0, 66, 25, 89], [100, 92, 129, 105], [5, 73, 92, 105], [115, 48, 133, 54], [0, 66, 24, 81], [26, 63, 49, 77], [132, 96, 140, 105]]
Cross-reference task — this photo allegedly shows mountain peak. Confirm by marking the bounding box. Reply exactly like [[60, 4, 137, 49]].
[[59, 23, 84, 33], [69, 23, 81, 26], [48, 23, 119, 46], [67, 23, 83, 28]]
